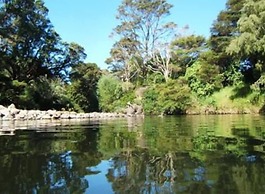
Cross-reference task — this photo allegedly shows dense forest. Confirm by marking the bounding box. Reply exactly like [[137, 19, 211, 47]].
[[0, 0, 264, 115]]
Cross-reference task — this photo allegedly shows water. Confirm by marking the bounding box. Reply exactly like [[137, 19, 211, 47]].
[[0, 115, 265, 194]]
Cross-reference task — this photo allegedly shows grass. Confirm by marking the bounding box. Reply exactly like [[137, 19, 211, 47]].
[[209, 86, 262, 113], [188, 86, 263, 114]]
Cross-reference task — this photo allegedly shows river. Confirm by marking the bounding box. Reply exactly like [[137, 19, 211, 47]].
[[0, 115, 265, 194]]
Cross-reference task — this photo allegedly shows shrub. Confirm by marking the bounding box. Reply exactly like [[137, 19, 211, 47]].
[[185, 61, 223, 96], [98, 75, 122, 112], [143, 78, 191, 115]]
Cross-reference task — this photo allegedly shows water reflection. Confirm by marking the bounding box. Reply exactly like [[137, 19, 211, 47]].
[[0, 115, 264, 193]]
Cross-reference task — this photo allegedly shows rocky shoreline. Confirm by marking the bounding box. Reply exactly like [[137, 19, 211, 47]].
[[0, 104, 128, 121], [0, 103, 261, 122]]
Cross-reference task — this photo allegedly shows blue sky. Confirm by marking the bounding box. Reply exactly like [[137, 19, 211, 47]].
[[44, 0, 227, 69]]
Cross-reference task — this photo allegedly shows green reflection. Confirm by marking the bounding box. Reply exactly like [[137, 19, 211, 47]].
[[98, 115, 265, 194], [0, 115, 265, 194]]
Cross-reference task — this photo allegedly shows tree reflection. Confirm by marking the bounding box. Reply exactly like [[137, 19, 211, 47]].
[[0, 116, 265, 193], [0, 123, 101, 194], [98, 116, 265, 194]]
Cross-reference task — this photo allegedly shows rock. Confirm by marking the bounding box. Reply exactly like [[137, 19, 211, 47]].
[[126, 103, 143, 116], [7, 103, 20, 116], [0, 107, 10, 117], [60, 112, 70, 119], [42, 114, 52, 120], [8, 104, 16, 110], [126, 106, 135, 116], [15, 110, 28, 120], [135, 105, 143, 114], [2, 113, 13, 120], [0, 104, 129, 121], [26, 110, 41, 120], [0, 105, 6, 110], [53, 113, 61, 119]]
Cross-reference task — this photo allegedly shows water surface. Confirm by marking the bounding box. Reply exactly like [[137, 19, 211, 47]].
[[0, 115, 265, 194]]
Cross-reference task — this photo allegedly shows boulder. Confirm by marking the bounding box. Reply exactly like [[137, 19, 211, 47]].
[[126, 106, 135, 115], [8, 103, 20, 116], [0, 103, 129, 121], [8, 104, 16, 110], [126, 103, 143, 116], [0, 105, 6, 110], [0, 107, 10, 118]]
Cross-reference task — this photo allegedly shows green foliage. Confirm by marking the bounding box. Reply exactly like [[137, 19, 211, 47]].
[[0, 0, 88, 109], [118, 89, 136, 109], [223, 61, 244, 86], [227, 0, 265, 82], [0, 80, 27, 106], [69, 63, 101, 112], [143, 73, 165, 85], [209, 0, 244, 68], [17, 76, 72, 110], [143, 78, 191, 114], [185, 61, 224, 96], [110, 0, 176, 78], [171, 35, 206, 75], [251, 74, 265, 93], [142, 88, 160, 114], [97, 75, 122, 112], [0, 0, 85, 81]]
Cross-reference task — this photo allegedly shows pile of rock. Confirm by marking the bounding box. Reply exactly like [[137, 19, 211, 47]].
[[0, 104, 126, 121], [125, 103, 143, 116]]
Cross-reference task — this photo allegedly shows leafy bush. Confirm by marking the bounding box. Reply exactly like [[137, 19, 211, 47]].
[[143, 78, 191, 115], [98, 75, 135, 112], [185, 61, 223, 96], [143, 88, 160, 114], [68, 63, 101, 112], [19, 76, 72, 110]]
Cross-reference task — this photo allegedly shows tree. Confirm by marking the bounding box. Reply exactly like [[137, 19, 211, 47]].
[[185, 59, 224, 96], [227, 0, 265, 86], [170, 35, 207, 77], [0, 0, 87, 82], [1, 0, 52, 80], [106, 38, 140, 82], [69, 63, 101, 112], [148, 42, 172, 82], [209, 0, 245, 85], [109, 0, 176, 80], [97, 75, 123, 112], [0, 0, 87, 108], [143, 78, 191, 114]]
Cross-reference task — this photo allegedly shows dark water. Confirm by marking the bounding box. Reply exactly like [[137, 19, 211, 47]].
[[0, 115, 265, 194]]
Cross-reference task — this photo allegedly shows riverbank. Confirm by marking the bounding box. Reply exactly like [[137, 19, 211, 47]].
[[0, 102, 262, 122], [0, 104, 127, 121], [185, 105, 261, 115]]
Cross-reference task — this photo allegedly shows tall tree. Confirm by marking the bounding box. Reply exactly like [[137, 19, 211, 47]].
[[227, 0, 265, 87], [69, 63, 101, 112], [106, 38, 140, 82], [148, 42, 172, 82], [0, 0, 87, 107], [209, 0, 245, 85], [0, 0, 85, 82], [108, 0, 176, 80], [170, 35, 206, 77]]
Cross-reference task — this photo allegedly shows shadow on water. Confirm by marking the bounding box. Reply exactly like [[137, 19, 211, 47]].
[[0, 115, 265, 193]]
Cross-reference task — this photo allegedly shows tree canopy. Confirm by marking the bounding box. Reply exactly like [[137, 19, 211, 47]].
[[107, 0, 176, 81], [0, 0, 96, 111], [227, 0, 265, 73]]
